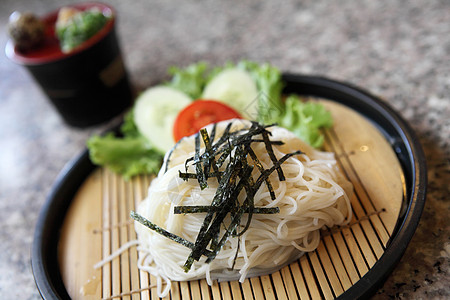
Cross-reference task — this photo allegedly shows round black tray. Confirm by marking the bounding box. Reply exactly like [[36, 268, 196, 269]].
[[31, 75, 427, 299]]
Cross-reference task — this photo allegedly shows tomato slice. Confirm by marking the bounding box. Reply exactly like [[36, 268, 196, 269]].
[[173, 99, 242, 142]]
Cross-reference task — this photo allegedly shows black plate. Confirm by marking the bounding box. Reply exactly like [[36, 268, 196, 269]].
[[31, 75, 427, 299]]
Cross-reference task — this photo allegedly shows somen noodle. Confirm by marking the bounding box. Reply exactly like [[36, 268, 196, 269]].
[[132, 119, 352, 297]]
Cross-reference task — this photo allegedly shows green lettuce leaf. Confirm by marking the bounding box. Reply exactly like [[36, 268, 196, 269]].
[[276, 95, 333, 148], [166, 62, 209, 99], [87, 133, 162, 180], [224, 61, 332, 148], [87, 108, 164, 179], [119, 109, 141, 137]]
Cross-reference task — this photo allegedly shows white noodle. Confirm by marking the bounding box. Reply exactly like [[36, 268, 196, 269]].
[[133, 119, 353, 297], [93, 240, 140, 269]]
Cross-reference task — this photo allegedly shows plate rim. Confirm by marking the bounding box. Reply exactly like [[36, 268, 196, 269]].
[[31, 74, 427, 299]]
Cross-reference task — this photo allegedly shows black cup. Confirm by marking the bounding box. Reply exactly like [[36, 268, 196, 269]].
[[6, 3, 134, 127]]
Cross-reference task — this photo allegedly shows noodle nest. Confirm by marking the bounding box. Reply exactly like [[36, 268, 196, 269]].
[[135, 119, 352, 297]]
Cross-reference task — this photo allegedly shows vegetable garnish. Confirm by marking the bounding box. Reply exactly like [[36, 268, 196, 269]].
[[87, 111, 163, 180], [56, 7, 110, 53], [87, 61, 333, 179], [134, 86, 192, 153], [130, 211, 214, 257], [276, 95, 333, 148], [166, 62, 209, 99], [87, 133, 162, 180], [131, 121, 303, 272], [173, 100, 242, 142]]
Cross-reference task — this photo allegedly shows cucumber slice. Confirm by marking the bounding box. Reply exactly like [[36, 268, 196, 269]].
[[134, 86, 192, 153], [202, 68, 259, 119]]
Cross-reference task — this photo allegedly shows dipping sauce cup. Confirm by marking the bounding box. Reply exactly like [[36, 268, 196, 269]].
[[5, 2, 133, 127]]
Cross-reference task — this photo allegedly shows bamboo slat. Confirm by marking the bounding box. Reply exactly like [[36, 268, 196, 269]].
[[58, 100, 404, 299], [290, 260, 310, 300]]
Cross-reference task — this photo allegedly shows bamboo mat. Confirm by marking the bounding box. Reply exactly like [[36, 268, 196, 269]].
[[58, 100, 404, 299]]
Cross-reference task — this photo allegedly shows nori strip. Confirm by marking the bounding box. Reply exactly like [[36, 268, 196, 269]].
[[249, 139, 284, 145], [178, 171, 222, 180], [210, 121, 233, 151], [183, 158, 242, 270], [194, 133, 208, 189], [130, 211, 213, 256], [198, 165, 254, 264], [209, 123, 217, 143], [261, 128, 285, 181], [205, 195, 249, 263], [174, 206, 280, 214], [247, 146, 276, 200], [201, 128, 222, 183], [231, 236, 240, 270], [215, 146, 232, 168], [254, 150, 303, 188]]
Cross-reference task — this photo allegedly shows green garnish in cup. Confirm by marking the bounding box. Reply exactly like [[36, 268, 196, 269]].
[[55, 7, 110, 53]]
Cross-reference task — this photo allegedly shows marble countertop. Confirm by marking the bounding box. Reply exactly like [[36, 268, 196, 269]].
[[0, 0, 448, 299]]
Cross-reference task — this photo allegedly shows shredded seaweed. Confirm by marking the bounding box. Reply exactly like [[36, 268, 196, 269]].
[[179, 171, 222, 180], [135, 121, 303, 273], [261, 129, 285, 181], [130, 211, 214, 256], [247, 146, 276, 200], [173, 206, 280, 214], [194, 133, 208, 189]]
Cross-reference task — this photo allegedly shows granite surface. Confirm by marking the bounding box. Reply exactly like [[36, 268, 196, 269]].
[[0, 0, 448, 299]]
